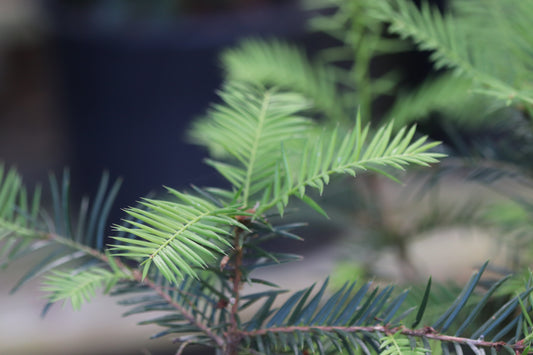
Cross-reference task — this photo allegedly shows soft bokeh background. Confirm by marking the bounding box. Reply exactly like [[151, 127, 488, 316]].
[[0, 1, 503, 354]]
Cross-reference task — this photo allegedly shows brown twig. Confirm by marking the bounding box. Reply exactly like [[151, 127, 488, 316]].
[[45, 231, 226, 349], [242, 325, 528, 353], [131, 269, 226, 348], [226, 226, 246, 355]]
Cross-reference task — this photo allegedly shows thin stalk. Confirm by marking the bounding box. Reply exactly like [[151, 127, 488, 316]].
[[243, 325, 529, 353], [133, 269, 225, 349], [40, 230, 226, 349], [226, 227, 245, 355]]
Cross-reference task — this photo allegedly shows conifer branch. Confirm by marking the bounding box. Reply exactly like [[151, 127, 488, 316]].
[[242, 325, 527, 353], [130, 269, 226, 349]]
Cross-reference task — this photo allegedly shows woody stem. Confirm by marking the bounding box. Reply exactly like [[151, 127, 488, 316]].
[[226, 227, 244, 355]]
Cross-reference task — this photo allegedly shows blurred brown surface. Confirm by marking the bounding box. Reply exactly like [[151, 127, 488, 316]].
[[0, 0, 68, 184]]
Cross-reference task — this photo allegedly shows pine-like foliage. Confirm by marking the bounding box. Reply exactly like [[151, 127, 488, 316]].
[[371, 0, 533, 279], [3, 1, 533, 353], [113, 188, 244, 283], [217, 0, 533, 271], [2, 79, 533, 354], [191, 83, 441, 217], [219, 0, 411, 124], [220, 0, 533, 132], [370, 0, 533, 108], [220, 40, 343, 122]]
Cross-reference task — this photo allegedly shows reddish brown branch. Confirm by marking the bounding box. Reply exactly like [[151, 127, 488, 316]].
[[132, 269, 225, 348], [230, 248, 243, 330], [226, 227, 245, 355], [46, 231, 226, 349], [242, 325, 528, 353]]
